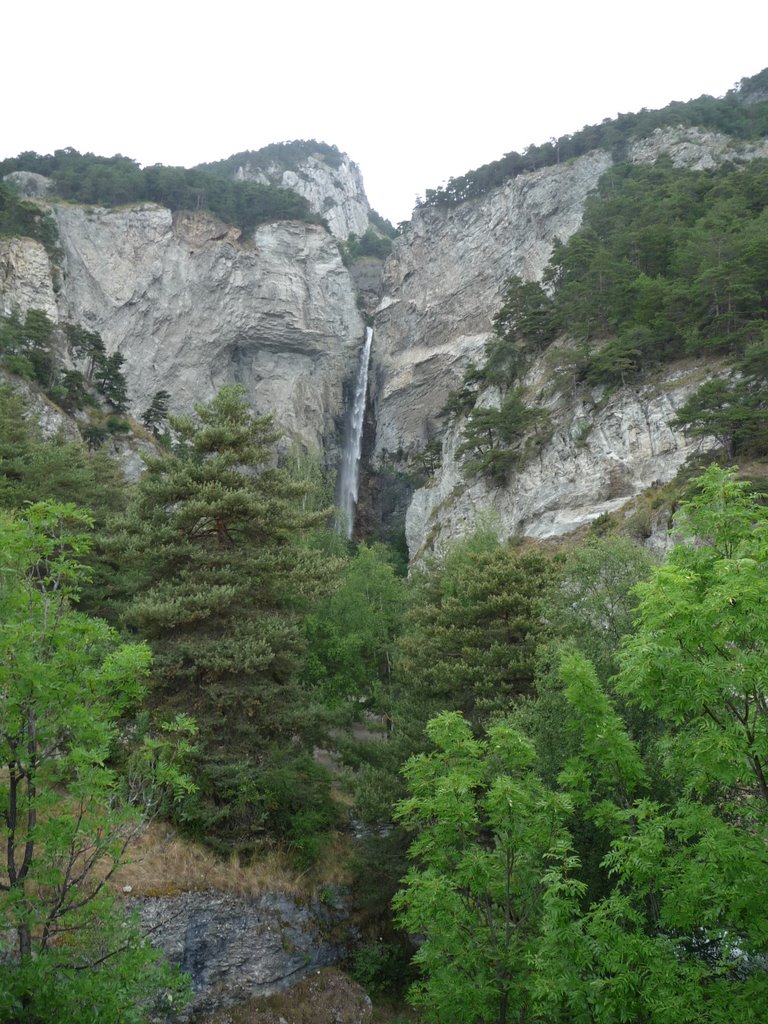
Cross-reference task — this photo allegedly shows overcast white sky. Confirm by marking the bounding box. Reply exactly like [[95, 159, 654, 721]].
[[4, 1, 767, 224]]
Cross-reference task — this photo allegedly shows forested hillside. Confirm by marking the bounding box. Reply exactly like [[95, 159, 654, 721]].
[[419, 67, 768, 208]]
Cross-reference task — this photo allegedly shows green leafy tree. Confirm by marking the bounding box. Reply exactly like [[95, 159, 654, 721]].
[[538, 467, 768, 1023], [549, 535, 654, 681], [673, 336, 768, 458], [0, 384, 126, 524], [304, 542, 405, 730], [490, 276, 557, 368], [54, 368, 89, 413], [457, 389, 551, 484], [393, 711, 571, 1024], [0, 502, 192, 1022], [0, 309, 56, 387], [397, 534, 557, 729], [64, 322, 106, 382]]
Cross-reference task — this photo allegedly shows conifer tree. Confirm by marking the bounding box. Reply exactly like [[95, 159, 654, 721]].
[[120, 385, 337, 848]]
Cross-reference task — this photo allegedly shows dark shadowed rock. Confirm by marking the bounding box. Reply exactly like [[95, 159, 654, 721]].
[[137, 890, 353, 1019]]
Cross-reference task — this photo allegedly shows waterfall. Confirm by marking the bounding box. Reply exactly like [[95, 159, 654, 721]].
[[337, 326, 373, 539]]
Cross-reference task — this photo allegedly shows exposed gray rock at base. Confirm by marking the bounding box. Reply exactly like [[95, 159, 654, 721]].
[[201, 967, 372, 1024], [137, 890, 352, 1019]]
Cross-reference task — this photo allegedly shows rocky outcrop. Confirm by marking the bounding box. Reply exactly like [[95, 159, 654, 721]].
[[3, 171, 52, 198], [405, 359, 719, 557], [0, 204, 365, 452], [55, 204, 364, 449], [233, 152, 371, 241], [628, 126, 768, 170], [0, 236, 58, 319], [137, 889, 352, 1019], [202, 967, 372, 1024], [371, 151, 614, 461]]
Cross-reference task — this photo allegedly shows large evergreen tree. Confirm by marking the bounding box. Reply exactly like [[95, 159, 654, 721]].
[[119, 385, 337, 850]]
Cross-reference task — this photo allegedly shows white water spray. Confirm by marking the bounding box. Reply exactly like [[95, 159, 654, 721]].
[[337, 326, 373, 539]]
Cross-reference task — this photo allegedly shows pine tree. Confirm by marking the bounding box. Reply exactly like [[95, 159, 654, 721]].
[[141, 389, 171, 436], [93, 351, 129, 411], [119, 385, 337, 849]]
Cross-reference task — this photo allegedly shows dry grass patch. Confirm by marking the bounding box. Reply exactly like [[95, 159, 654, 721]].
[[113, 823, 354, 900]]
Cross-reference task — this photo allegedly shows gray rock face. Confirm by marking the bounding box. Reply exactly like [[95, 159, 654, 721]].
[[1, 129, 762, 552], [405, 359, 719, 558], [11, 204, 364, 451], [0, 237, 58, 319], [3, 171, 52, 197], [371, 151, 614, 461], [137, 890, 351, 1018], [628, 126, 768, 169], [234, 152, 371, 240]]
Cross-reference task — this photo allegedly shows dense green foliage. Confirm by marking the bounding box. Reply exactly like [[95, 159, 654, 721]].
[[397, 535, 556, 726], [0, 309, 131, 427], [0, 503, 192, 1022], [535, 469, 768, 1023], [0, 384, 127, 520], [394, 713, 571, 1024], [5, 350, 768, 1021], [4, 87, 768, 1013], [548, 158, 768, 366], [394, 468, 768, 1023], [419, 68, 768, 208], [304, 543, 405, 725], [456, 389, 552, 483], [0, 149, 323, 234], [340, 228, 393, 263]]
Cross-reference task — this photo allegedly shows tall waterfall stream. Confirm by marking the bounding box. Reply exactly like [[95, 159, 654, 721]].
[[337, 326, 373, 538]]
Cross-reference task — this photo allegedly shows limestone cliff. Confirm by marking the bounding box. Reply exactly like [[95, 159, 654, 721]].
[[371, 128, 768, 555], [371, 150, 614, 461], [404, 358, 719, 558], [0, 204, 364, 453], [3, 126, 767, 553], [0, 236, 58, 320]]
